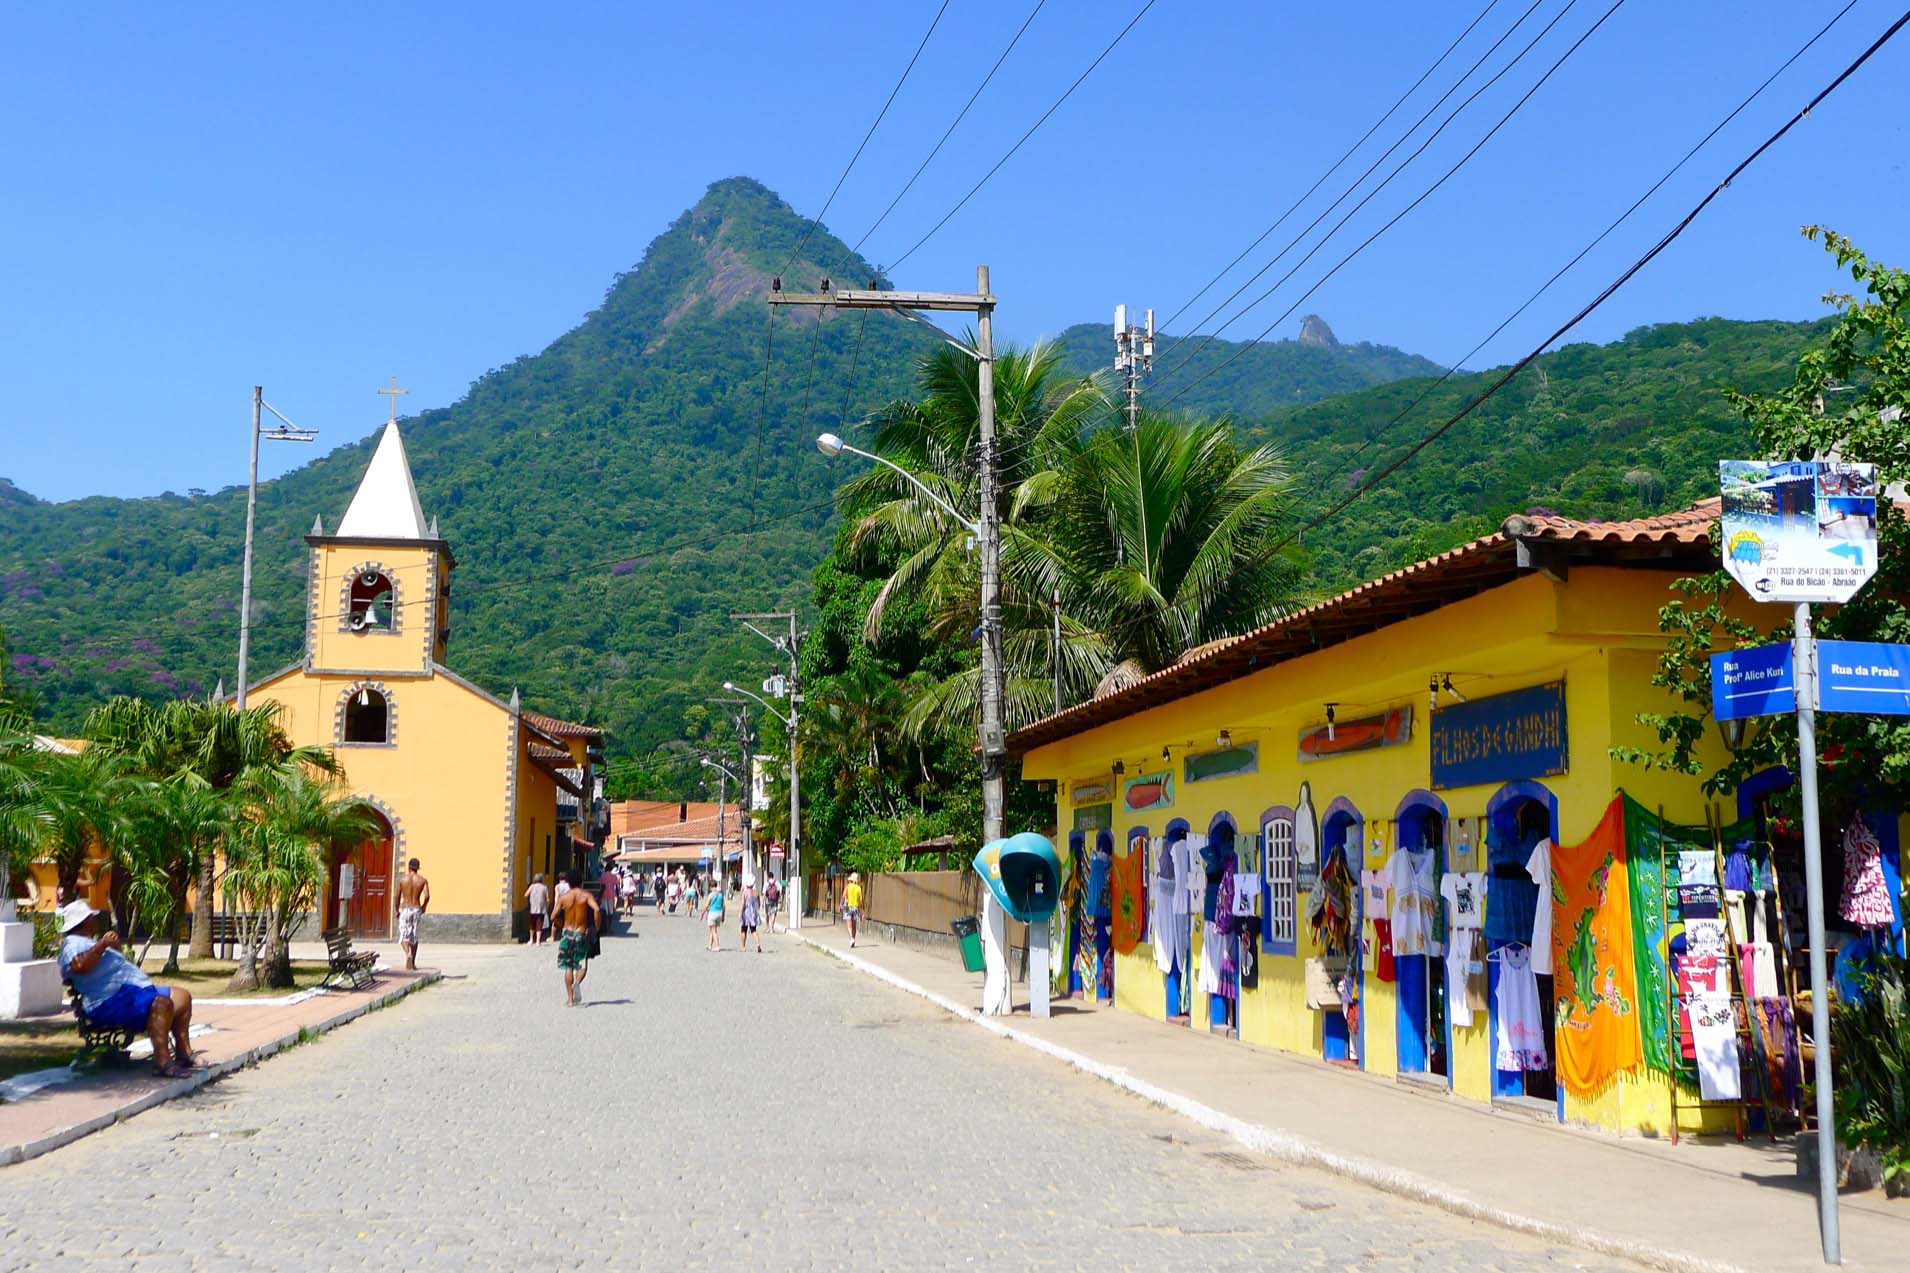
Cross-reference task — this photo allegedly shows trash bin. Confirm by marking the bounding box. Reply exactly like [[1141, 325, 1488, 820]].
[[950, 916, 985, 973]]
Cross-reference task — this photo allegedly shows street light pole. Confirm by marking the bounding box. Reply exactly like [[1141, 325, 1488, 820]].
[[790, 264, 1010, 1014], [234, 388, 318, 711], [732, 611, 805, 927]]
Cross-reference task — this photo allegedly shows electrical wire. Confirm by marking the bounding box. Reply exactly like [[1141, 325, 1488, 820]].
[[1309, 0, 1862, 498], [1160, 0, 1628, 408], [846, 0, 1048, 267], [780, 0, 952, 278], [884, 0, 1158, 273], [1154, 0, 1506, 344]]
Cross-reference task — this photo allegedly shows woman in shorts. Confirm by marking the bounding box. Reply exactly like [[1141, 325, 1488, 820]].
[[704, 882, 726, 951]]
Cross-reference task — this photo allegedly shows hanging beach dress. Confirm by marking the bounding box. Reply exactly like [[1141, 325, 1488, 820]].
[[1493, 944, 1550, 1072], [1839, 815, 1895, 929], [1111, 836, 1148, 955]]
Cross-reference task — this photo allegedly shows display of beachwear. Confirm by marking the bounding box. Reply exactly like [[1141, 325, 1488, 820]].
[[1214, 859, 1240, 1001], [1151, 836, 1179, 974], [1307, 843, 1354, 952], [1688, 994, 1742, 1101], [1438, 871, 1486, 931], [1839, 815, 1894, 928], [1492, 944, 1549, 1071], [1384, 846, 1440, 958], [1231, 872, 1261, 918], [1238, 927, 1260, 990], [1197, 919, 1222, 994], [1110, 835, 1148, 956], [1524, 837, 1554, 975]]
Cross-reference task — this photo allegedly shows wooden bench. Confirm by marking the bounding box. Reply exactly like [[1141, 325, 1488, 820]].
[[321, 928, 379, 992], [64, 980, 137, 1062], [207, 913, 266, 961]]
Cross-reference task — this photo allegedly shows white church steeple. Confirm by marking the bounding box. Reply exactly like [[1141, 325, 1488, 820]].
[[337, 379, 430, 540]]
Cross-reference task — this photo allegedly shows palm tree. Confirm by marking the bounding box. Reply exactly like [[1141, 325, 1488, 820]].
[[89, 696, 334, 958], [29, 746, 133, 907], [119, 775, 234, 971], [0, 713, 54, 913], [227, 766, 376, 990]]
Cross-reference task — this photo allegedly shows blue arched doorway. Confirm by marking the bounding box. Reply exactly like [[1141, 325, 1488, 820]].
[[1484, 781, 1559, 1106], [1320, 798, 1361, 1063], [1394, 789, 1449, 1083]]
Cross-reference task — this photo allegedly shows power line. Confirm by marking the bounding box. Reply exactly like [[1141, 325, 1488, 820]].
[[779, 0, 952, 278], [1309, 0, 1862, 498], [1154, 0, 1507, 343], [1152, 5, 1910, 625], [1153, 0, 1550, 372], [884, 0, 1158, 273], [1161, 0, 1627, 407], [846, 0, 1049, 265]]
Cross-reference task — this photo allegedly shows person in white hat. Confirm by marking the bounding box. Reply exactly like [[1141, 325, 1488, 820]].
[[56, 901, 200, 1077]]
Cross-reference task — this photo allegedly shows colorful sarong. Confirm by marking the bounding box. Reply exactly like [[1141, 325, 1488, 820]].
[[1111, 835, 1148, 955], [1552, 797, 1642, 1098]]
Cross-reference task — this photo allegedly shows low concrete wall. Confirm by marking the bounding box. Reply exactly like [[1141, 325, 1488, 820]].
[[815, 869, 1032, 982]]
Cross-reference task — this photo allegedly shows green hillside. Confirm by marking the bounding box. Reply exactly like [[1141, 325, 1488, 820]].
[[0, 172, 1829, 781], [0, 178, 937, 747], [1051, 314, 1446, 418], [1257, 315, 1829, 587]]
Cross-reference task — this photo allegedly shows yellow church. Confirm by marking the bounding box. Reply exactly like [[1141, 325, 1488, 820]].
[[243, 411, 603, 942]]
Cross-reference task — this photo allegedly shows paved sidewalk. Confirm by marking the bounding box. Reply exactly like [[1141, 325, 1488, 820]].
[[793, 921, 1909, 1273], [0, 958, 441, 1166]]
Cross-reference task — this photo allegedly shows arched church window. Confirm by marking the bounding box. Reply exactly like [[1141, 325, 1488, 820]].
[[348, 570, 394, 631], [344, 687, 390, 744]]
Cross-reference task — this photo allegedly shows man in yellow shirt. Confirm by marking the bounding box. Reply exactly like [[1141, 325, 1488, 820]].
[[843, 872, 864, 948]]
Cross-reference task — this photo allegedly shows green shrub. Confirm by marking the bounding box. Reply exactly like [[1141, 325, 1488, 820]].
[[1832, 935, 1910, 1187]]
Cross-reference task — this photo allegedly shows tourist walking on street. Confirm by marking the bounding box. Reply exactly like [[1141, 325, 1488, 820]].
[[526, 873, 550, 944], [551, 871, 600, 1006], [397, 858, 430, 971], [844, 871, 864, 948], [686, 875, 701, 917], [738, 881, 762, 953], [705, 882, 725, 951], [763, 876, 782, 933]]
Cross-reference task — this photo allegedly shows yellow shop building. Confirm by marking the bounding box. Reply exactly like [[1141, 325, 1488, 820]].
[[1014, 503, 1903, 1137], [242, 415, 602, 942]]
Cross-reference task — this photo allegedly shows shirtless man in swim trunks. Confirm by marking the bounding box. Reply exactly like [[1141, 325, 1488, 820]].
[[551, 871, 601, 1006], [397, 858, 430, 971]]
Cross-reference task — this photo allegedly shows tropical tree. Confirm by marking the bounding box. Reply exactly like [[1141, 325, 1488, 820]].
[[119, 775, 233, 971], [0, 712, 53, 909], [29, 745, 132, 906], [227, 766, 376, 990]]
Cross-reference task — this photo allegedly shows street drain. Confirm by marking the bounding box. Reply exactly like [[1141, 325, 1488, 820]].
[[1202, 1150, 1273, 1172], [170, 1129, 260, 1141]]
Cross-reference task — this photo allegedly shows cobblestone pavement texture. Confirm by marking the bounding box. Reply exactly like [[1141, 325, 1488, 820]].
[[0, 914, 1646, 1271]]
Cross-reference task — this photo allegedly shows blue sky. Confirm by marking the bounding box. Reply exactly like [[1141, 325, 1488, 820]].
[[3, 1, 1905, 501]]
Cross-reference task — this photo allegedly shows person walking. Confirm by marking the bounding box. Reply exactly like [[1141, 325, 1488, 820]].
[[550, 871, 600, 1006], [763, 876, 782, 934], [738, 881, 762, 953], [397, 858, 430, 971], [704, 882, 726, 952], [843, 871, 864, 948], [526, 873, 551, 945]]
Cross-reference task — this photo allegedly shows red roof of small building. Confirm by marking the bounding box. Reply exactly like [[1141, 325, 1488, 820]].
[[1007, 502, 1721, 755], [522, 710, 604, 741]]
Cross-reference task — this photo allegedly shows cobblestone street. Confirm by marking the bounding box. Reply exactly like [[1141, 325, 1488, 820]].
[[0, 913, 1641, 1271]]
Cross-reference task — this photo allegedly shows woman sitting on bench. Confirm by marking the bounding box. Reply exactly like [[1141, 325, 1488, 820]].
[[56, 901, 201, 1078]]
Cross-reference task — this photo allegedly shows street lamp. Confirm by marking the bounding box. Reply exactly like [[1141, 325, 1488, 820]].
[[235, 388, 318, 711], [722, 680, 793, 728], [699, 756, 739, 888], [815, 434, 981, 536]]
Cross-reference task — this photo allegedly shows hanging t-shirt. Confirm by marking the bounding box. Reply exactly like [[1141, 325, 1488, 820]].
[[1689, 994, 1742, 1101], [1493, 944, 1549, 1072], [1384, 847, 1439, 957], [1439, 871, 1487, 932], [1524, 838, 1554, 976]]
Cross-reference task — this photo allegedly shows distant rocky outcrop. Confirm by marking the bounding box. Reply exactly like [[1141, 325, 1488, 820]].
[[1299, 314, 1340, 349]]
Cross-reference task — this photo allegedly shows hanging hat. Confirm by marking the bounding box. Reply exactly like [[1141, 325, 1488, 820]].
[[58, 900, 98, 935]]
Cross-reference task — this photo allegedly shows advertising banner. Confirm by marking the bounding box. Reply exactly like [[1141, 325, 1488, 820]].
[[1430, 682, 1568, 790], [1719, 460, 1877, 603]]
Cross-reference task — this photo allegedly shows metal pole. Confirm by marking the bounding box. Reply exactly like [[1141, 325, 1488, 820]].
[[1052, 588, 1062, 716], [236, 386, 262, 712], [715, 765, 727, 900], [1792, 601, 1840, 1264], [787, 611, 803, 931], [976, 264, 1012, 1016]]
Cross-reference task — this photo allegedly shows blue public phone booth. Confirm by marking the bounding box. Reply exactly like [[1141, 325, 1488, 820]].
[[973, 832, 1061, 923]]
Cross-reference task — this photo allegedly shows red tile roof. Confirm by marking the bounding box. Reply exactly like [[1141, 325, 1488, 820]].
[[527, 742, 572, 764], [522, 711, 604, 741], [1008, 502, 1721, 755]]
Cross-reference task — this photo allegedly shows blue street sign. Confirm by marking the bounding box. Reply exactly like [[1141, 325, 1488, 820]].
[[1711, 643, 1795, 720], [1816, 640, 1910, 715]]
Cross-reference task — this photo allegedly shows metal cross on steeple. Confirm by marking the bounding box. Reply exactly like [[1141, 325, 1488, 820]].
[[376, 375, 408, 425]]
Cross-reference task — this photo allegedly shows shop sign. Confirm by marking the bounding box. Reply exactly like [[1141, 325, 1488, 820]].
[[1184, 742, 1258, 784], [1719, 459, 1877, 604], [1817, 640, 1910, 715], [1430, 682, 1567, 790], [1710, 642, 1795, 720], [1298, 705, 1412, 762], [1071, 780, 1112, 804], [1122, 770, 1173, 812], [1072, 802, 1113, 833]]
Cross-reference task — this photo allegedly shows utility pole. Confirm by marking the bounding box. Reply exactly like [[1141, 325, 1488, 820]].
[[1114, 304, 1153, 431], [733, 610, 803, 927], [236, 388, 318, 713], [1052, 588, 1063, 716], [777, 267, 1010, 1013]]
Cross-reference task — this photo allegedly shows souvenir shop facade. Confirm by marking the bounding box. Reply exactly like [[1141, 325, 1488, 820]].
[[1014, 506, 1907, 1137]]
